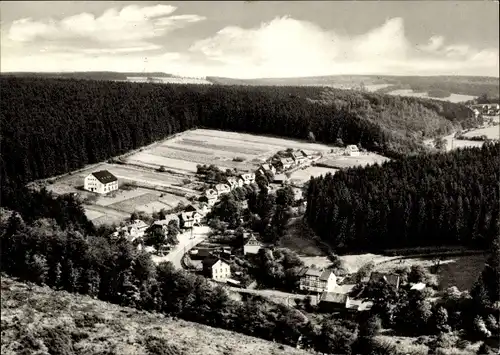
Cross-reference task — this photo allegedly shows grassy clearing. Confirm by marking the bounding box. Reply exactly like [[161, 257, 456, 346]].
[[1, 277, 310, 355], [278, 218, 326, 257], [317, 153, 390, 169], [374, 254, 487, 291], [289, 166, 338, 185], [463, 125, 500, 140]]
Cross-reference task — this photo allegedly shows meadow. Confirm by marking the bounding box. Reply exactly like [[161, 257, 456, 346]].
[[316, 153, 390, 169]]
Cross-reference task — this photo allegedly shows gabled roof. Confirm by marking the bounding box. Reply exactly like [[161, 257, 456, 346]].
[[91, 170, 117, 184], [202, 256, 223, 267], [320, 292, 348, 304], [181, 211, 200, 220], [346, 145, 359, 151], [319, 269, 334, 281], [184, 205, 198, 212], [302, 267, 323, 277], [215, 183, 230, 191], [245, 235, 262, 246], [370, 272, 400, 288]]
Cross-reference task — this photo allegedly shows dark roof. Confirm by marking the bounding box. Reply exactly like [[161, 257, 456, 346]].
[[319, 269, 333, 281], [300, 267, 323, 278], [92, 170, 117, 184], [202, 256, 221, 267], [245, 235, 262, 246], [184, 205, 197, 212], [370, 272, 400, 288], [320, 292, 348, 304]]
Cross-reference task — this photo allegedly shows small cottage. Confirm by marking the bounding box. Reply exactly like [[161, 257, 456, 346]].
[[243, 235, 263, 255], [318, 292, 350, 312], [345, 145, 360, 157], [227, 176, 244, 190], [179, 211, 201, 229], [240, 173, 256, 185]]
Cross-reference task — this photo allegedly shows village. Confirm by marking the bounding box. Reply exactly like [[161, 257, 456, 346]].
[[76, 142, 423, 316]]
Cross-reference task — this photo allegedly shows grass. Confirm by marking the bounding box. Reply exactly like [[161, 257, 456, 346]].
[[277, 218, 327, 257], [1, 276, 310, 355]]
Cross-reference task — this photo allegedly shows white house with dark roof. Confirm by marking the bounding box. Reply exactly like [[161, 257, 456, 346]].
[[240, 173, 256, 185], [215, 183, 231, 195], [345, 145, 360, 157], [298, 267, 337, 293], [84, 170, 118, 194], [243, 235, 263, 255], [179, 211, 201, 229], [202, 257, 231, 281], [226, 176, 244, 190]]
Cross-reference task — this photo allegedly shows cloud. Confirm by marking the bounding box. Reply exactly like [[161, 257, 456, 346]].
[[5, 4, 205, 53], [189, 16, 498, 78], [1, 12, 498, 78]]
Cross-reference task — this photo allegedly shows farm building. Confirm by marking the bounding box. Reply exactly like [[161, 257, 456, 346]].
[[190, 248, 213, 260], [112, 219, 148, 241], [369, 272, 401, 290], [273, 174, 288, 184], [258, 163, 277, 175], [344, 145, 360, 157], [202, 257, 231, 282], [148, 215, 179, 235], [298, 267, 337, 293], [240, 173, 256, 185], [179, 211, 201, 228], [318, 292, 350, 312], [226, 176, 244, 190], [84, 170, 118, 194], [243, 235, 263, 255], [275, 157, 294, 171], [215, 183, 231, 195], [290, 150, 309, 165]]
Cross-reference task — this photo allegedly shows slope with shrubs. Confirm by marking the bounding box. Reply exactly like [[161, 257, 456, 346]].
[[0, 276, 310, 355]]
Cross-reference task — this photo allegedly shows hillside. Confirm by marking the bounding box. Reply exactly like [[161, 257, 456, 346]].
[[1, 276, 310, 355], [207, 75, 499, 99], [0, 72, 174, 81]]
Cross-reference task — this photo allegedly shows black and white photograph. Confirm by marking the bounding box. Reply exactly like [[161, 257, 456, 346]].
[[0, 1, 499, 354]]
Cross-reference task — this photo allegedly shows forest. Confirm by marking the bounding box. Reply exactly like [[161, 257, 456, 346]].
[[306, 143, 500, 252], [0, 76, 479, 208]]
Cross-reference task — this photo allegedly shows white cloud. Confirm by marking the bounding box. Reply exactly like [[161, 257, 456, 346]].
[[1, 13, 498, 78], [5, 4, 205, 53], [189, 16, 498, 78]]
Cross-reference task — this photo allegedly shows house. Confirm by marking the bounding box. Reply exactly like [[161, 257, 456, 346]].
[[291, 150, 309, 165], [318, 292, 350, 312], [345, 145, 360, 157], [240, 173, 256, 185], [179, 211, 201, 229], [148, 214, 180, 234], [215, 183, 231, 195], [369, 272, 401, 290], [243, 235, 263, 255], [273, 174, 288, 184], [112, 219, 149, 241], [197, 203, 210, 216], [410, 282, 427, 291], [202, 257, 231, 282], [226, 176, 244, 190], [275, 157, 294, 171], [298, 267, 337, 293], [84, 170, 118, 194], [258, 164, 277, 175]]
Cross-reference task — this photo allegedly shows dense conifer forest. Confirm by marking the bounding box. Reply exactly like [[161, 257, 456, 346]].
[[306, 143, 500, 252], [0, 77, 478, 206]]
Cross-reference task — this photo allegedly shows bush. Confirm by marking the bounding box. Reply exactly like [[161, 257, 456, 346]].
[[145, 336, 185, 355], [42, 327, 74, 355], [232, 157, 245, 162]]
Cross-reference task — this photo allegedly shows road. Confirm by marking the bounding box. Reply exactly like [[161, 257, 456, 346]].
[[151, 226, 210, 268]]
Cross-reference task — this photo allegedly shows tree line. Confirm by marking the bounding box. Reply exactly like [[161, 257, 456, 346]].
[[306, 143, 500, 252], [1, 76, 479, 208]]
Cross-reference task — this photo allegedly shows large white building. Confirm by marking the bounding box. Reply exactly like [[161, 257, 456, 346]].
[[84, 170, 118, 194], [345, 145, 360, 157]]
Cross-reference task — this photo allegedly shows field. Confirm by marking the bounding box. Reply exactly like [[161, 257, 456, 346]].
[[1, 277, 309, 355], [288, 166, 338, 185], [373, 253, 487, 291], [317, 153, 390, 169], [387, 89, 476, 103], [42, 162, 196, 226], [126, 129, 334, 173], [463, 125, 500, 140]]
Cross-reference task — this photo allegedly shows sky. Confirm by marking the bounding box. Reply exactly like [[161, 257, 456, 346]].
[[1, 1, 499, 78]]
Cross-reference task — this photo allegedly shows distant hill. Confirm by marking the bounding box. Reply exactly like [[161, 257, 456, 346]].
[[0, 71, 174, 81], [1, 276, 309, 355], [207, 75, 499, 99]]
